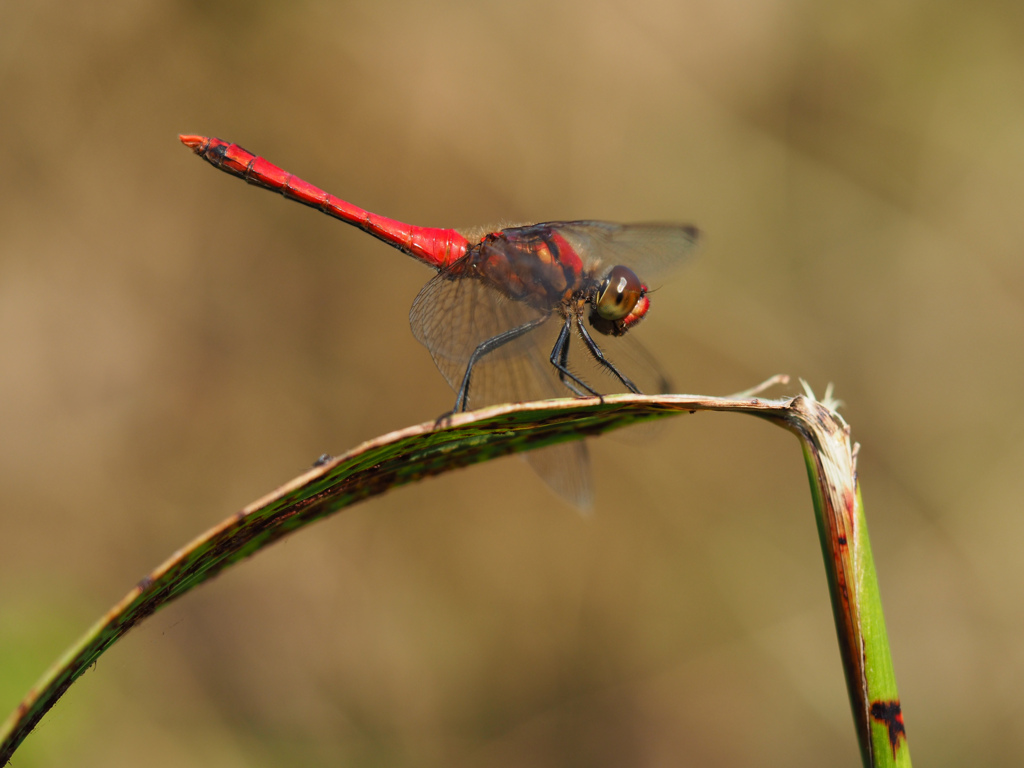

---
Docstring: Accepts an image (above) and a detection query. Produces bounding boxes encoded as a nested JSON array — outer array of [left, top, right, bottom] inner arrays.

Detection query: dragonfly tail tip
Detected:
[[178, 134, 206, 151]]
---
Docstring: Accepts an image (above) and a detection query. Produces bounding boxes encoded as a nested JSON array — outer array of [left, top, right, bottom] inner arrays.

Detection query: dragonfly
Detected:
[[180, 135, 700, 507]]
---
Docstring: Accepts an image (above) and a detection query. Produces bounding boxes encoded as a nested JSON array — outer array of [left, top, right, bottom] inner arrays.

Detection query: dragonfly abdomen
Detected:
[[179, 135, 469, 269]]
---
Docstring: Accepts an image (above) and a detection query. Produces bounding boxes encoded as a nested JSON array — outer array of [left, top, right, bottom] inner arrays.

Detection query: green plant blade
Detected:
[[0, 385, 909, 766], [787, 387, 910, 768]]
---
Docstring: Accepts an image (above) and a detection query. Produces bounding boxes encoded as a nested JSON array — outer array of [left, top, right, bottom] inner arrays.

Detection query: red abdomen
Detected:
[[180, 135, 469, 270]]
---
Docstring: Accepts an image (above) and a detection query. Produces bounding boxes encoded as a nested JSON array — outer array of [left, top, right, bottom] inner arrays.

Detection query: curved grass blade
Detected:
[[0, 381, 909, 766], [783, 383, 910, 767]]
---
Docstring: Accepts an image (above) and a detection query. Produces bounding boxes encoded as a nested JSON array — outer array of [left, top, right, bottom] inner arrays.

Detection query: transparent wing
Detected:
[[524, 441, 593, 511], [546, 221, 700, 287], [409, 267, 593, 507], [409, 264, 551, 395]]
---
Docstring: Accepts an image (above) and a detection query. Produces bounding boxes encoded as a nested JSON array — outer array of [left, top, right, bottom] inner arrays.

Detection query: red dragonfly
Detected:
[[180, 135, 699, 506]]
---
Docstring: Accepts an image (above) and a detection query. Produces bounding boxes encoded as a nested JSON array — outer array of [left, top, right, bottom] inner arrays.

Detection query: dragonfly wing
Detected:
[[524, 440, 593, 511], [410, 268, 600, 408], [409, 267, 593, 508], [410, 265, 555, 405], [548, 221, 700, 287]]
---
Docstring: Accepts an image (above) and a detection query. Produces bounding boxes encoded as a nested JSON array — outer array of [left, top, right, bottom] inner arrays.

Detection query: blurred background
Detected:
[[1, 1, 1022, 765]]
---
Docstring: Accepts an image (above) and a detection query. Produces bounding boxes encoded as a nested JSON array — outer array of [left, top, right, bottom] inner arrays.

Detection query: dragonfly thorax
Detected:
[[468, 226, 584, 311]]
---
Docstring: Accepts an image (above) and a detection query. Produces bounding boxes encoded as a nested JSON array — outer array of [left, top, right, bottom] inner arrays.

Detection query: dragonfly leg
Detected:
[[549, 316, 601, 398], [577, 318, 642, 394], [454, 314, 550, 411], [555, 321, 590, 398]]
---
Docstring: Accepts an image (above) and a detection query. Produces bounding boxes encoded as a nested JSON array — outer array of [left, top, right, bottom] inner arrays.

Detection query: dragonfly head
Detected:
[[588, 265, 649, 336]]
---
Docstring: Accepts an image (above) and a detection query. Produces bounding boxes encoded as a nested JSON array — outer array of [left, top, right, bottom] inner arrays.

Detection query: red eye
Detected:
[[595, 265, 642, 321]]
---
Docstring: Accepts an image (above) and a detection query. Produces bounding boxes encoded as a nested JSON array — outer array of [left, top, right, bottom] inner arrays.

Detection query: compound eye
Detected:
[[595, 265, 642, 321]]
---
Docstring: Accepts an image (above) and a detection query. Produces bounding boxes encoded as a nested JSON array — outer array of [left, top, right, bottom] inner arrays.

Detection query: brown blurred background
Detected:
[[1, 1, 1022, 765]]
